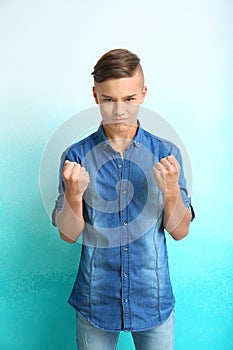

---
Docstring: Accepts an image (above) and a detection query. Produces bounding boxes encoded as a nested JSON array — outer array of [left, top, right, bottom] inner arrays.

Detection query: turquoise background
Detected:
[[1, 1, 232, 349]]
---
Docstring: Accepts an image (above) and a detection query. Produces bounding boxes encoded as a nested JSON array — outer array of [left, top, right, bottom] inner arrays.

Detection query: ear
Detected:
[[140, 86, 147, 104], [92, 86, 99, 104]]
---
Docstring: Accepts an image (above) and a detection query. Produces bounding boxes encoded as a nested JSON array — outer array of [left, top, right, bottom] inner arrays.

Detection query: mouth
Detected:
[[112, 118, 128, 123]]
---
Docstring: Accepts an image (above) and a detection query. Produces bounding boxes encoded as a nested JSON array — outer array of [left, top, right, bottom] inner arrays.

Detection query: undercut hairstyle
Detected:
[[91, 48, 144, 83]]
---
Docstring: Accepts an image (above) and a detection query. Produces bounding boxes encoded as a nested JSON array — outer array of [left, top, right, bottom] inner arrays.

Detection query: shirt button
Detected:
[[123, 247, 128, 252], [124, 273, 128, 278], [122, 190, 127, 194], [123, 221, 128, 226], [117, 164, 122, 168], [124, 298, 128, 303]]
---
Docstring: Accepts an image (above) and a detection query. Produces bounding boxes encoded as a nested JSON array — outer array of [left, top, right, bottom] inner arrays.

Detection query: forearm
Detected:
[[55, 194, 85, 243], [163, 186, 192, 240]]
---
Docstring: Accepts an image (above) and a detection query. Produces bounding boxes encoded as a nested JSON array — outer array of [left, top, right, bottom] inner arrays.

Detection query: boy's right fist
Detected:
[[62, 160, 90, 197]]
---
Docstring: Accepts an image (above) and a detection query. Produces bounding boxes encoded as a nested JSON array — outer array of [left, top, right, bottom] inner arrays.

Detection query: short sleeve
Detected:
[[51, 150, 67, 226], [159, 139, 195, 221], [172, 146, 195, 221], [51, 144, 84, 227]]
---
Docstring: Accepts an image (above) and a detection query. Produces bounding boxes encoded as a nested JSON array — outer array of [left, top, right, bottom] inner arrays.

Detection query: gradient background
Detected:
[[1, 1, 233, 349]]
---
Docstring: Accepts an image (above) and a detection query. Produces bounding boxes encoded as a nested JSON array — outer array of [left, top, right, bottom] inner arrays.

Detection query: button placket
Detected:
[[119, 159, 131, 330]]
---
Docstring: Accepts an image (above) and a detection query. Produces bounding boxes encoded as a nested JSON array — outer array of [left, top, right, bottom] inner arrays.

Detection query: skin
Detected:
[[56, 68, 191, 242], [93, 69, 147, 157]]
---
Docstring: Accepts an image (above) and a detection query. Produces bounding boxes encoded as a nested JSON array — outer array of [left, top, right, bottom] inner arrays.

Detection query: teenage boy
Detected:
[[52, 48, 194, 350]]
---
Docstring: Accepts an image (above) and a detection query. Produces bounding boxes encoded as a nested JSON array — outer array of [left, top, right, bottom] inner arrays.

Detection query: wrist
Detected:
[[163, 185, 180, 203], [65, 191, 83, 206]]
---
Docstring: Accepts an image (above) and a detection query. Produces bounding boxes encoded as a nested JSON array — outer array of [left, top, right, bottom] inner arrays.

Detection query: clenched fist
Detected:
[[62, 160, 90, 197], [152, 155, 180, 197]]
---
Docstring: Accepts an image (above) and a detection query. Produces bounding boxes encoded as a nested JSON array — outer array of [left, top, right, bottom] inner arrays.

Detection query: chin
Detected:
[[112, 122, 132, 130]]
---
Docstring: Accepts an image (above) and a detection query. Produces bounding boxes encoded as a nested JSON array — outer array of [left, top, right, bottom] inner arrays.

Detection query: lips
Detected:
[[112, 118, 128, 123]]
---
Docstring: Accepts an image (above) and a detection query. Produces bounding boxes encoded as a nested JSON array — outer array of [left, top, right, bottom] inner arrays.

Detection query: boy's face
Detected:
[[93, 69, 147, 133]]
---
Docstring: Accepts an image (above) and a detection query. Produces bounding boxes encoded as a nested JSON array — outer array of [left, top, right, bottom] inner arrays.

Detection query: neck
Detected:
[[103, 123, 138, 158]]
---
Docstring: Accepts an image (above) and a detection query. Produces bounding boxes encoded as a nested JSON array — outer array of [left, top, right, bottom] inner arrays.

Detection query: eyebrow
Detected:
[[101, 94, 137, 99]]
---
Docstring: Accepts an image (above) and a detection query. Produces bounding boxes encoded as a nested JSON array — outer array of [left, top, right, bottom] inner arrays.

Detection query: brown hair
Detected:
[[91, 48, 143, 83]]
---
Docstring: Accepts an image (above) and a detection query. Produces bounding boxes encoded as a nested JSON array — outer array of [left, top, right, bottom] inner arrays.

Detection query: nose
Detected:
[[113, 102, 125, 117]]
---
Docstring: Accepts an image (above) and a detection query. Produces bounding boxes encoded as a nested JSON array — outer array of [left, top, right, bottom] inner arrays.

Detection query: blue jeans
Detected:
[[76, 310, 175, 350]]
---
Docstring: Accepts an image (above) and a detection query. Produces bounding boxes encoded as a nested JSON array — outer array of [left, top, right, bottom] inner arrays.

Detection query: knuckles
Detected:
[[62, 161, 89, 183]]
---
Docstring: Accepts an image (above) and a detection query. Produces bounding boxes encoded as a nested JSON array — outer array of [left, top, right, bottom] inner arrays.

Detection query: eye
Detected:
[[126, 97, 135, 102], [103, 98, 113, 103]]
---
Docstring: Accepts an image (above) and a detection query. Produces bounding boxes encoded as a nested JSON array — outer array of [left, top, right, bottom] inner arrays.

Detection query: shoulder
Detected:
[[63, 129, 99, 162], [140, 127, 180, 158]]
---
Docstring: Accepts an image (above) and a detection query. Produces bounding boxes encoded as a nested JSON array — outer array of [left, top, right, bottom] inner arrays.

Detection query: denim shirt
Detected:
[[52, 121, 193, 332]]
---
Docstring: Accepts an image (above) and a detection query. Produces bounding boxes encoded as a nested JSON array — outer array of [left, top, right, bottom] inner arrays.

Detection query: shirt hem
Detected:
[[71, 302, 175, 333]]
